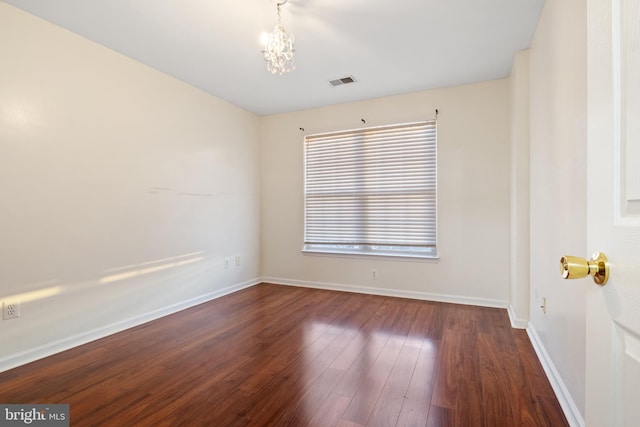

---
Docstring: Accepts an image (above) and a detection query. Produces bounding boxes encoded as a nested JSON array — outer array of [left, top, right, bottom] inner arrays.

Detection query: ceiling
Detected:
[[4, 0, 545, 116]]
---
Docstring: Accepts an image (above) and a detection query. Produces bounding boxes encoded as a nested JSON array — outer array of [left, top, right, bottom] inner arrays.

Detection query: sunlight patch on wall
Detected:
[[100, 252, 205, 284], [1, 285, 62, 304]]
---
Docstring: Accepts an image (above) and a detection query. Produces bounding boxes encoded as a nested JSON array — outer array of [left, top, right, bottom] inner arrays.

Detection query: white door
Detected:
[[585, 0, 640, 425]]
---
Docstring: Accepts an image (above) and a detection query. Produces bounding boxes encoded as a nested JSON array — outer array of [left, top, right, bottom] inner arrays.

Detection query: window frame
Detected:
[[302, 120, 438, 259]]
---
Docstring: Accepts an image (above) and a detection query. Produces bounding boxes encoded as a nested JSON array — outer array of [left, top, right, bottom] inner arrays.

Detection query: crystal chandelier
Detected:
[[261, 0, 295, 75]]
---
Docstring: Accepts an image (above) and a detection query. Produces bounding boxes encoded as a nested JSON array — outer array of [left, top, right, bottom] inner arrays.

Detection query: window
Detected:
[[303, 120, 437, 258]]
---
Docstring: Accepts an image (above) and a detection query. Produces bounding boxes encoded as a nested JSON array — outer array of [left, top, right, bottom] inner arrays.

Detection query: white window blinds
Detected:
[[304, 120, 437, 257]]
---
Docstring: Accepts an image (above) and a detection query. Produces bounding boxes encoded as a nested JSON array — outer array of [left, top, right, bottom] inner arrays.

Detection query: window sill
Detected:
[[301, 247, 439, 261]]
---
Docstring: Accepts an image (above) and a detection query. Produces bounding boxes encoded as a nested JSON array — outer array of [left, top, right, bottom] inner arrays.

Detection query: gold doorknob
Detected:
[[560, 252, 609, 285]]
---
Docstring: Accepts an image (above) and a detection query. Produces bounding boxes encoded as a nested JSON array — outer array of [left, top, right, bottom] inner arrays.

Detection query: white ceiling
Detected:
[[4, 0, 545, 116]]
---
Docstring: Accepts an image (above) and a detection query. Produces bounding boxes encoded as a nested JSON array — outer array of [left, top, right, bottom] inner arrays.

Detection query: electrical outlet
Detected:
[[371, 269, 378, 280], [3, 301, 20, 320], [224, 258, 230, 270], [235, 255, 241, 267], [540, 297, 547, 314]]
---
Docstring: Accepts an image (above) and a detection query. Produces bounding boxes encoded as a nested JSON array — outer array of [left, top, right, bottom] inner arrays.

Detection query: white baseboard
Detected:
[[263, 276, 508, 309], [0, 278, 260, 373], [507, 304, 528, 329], [526, 324, 585, 427]]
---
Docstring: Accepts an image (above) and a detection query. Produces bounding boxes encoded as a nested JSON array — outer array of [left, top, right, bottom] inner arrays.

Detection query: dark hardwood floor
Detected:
[[0, 283, 568, 426]]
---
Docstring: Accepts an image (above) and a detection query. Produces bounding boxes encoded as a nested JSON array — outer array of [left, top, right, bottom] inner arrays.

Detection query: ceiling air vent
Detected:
[[329, 76, 357, 87]]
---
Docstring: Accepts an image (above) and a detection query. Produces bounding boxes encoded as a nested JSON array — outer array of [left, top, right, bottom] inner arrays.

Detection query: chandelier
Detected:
[[261, 0, 295, 75]]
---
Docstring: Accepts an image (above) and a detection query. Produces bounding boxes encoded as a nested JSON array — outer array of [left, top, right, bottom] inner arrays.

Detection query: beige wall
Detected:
[[0, 3, 261, 369], [528, 0, 588, 420], [260, 80, 511, 306]]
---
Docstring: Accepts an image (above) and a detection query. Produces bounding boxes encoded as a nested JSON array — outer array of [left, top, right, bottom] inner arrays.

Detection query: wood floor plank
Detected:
[[477, 331, 517, 426], [332, 299, 402, 398], [536, 395, 571, 427], [0, 283, 568, 426], [454, 330, 484, 427], [307, 392, 352, 427], [339, 334, 406, 424], [366, 337, 422, 427], [430, 329, 463, 409], [336, 420, 365, 427], [395, 338, 439, 427], [426, 405, 455, 427]]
